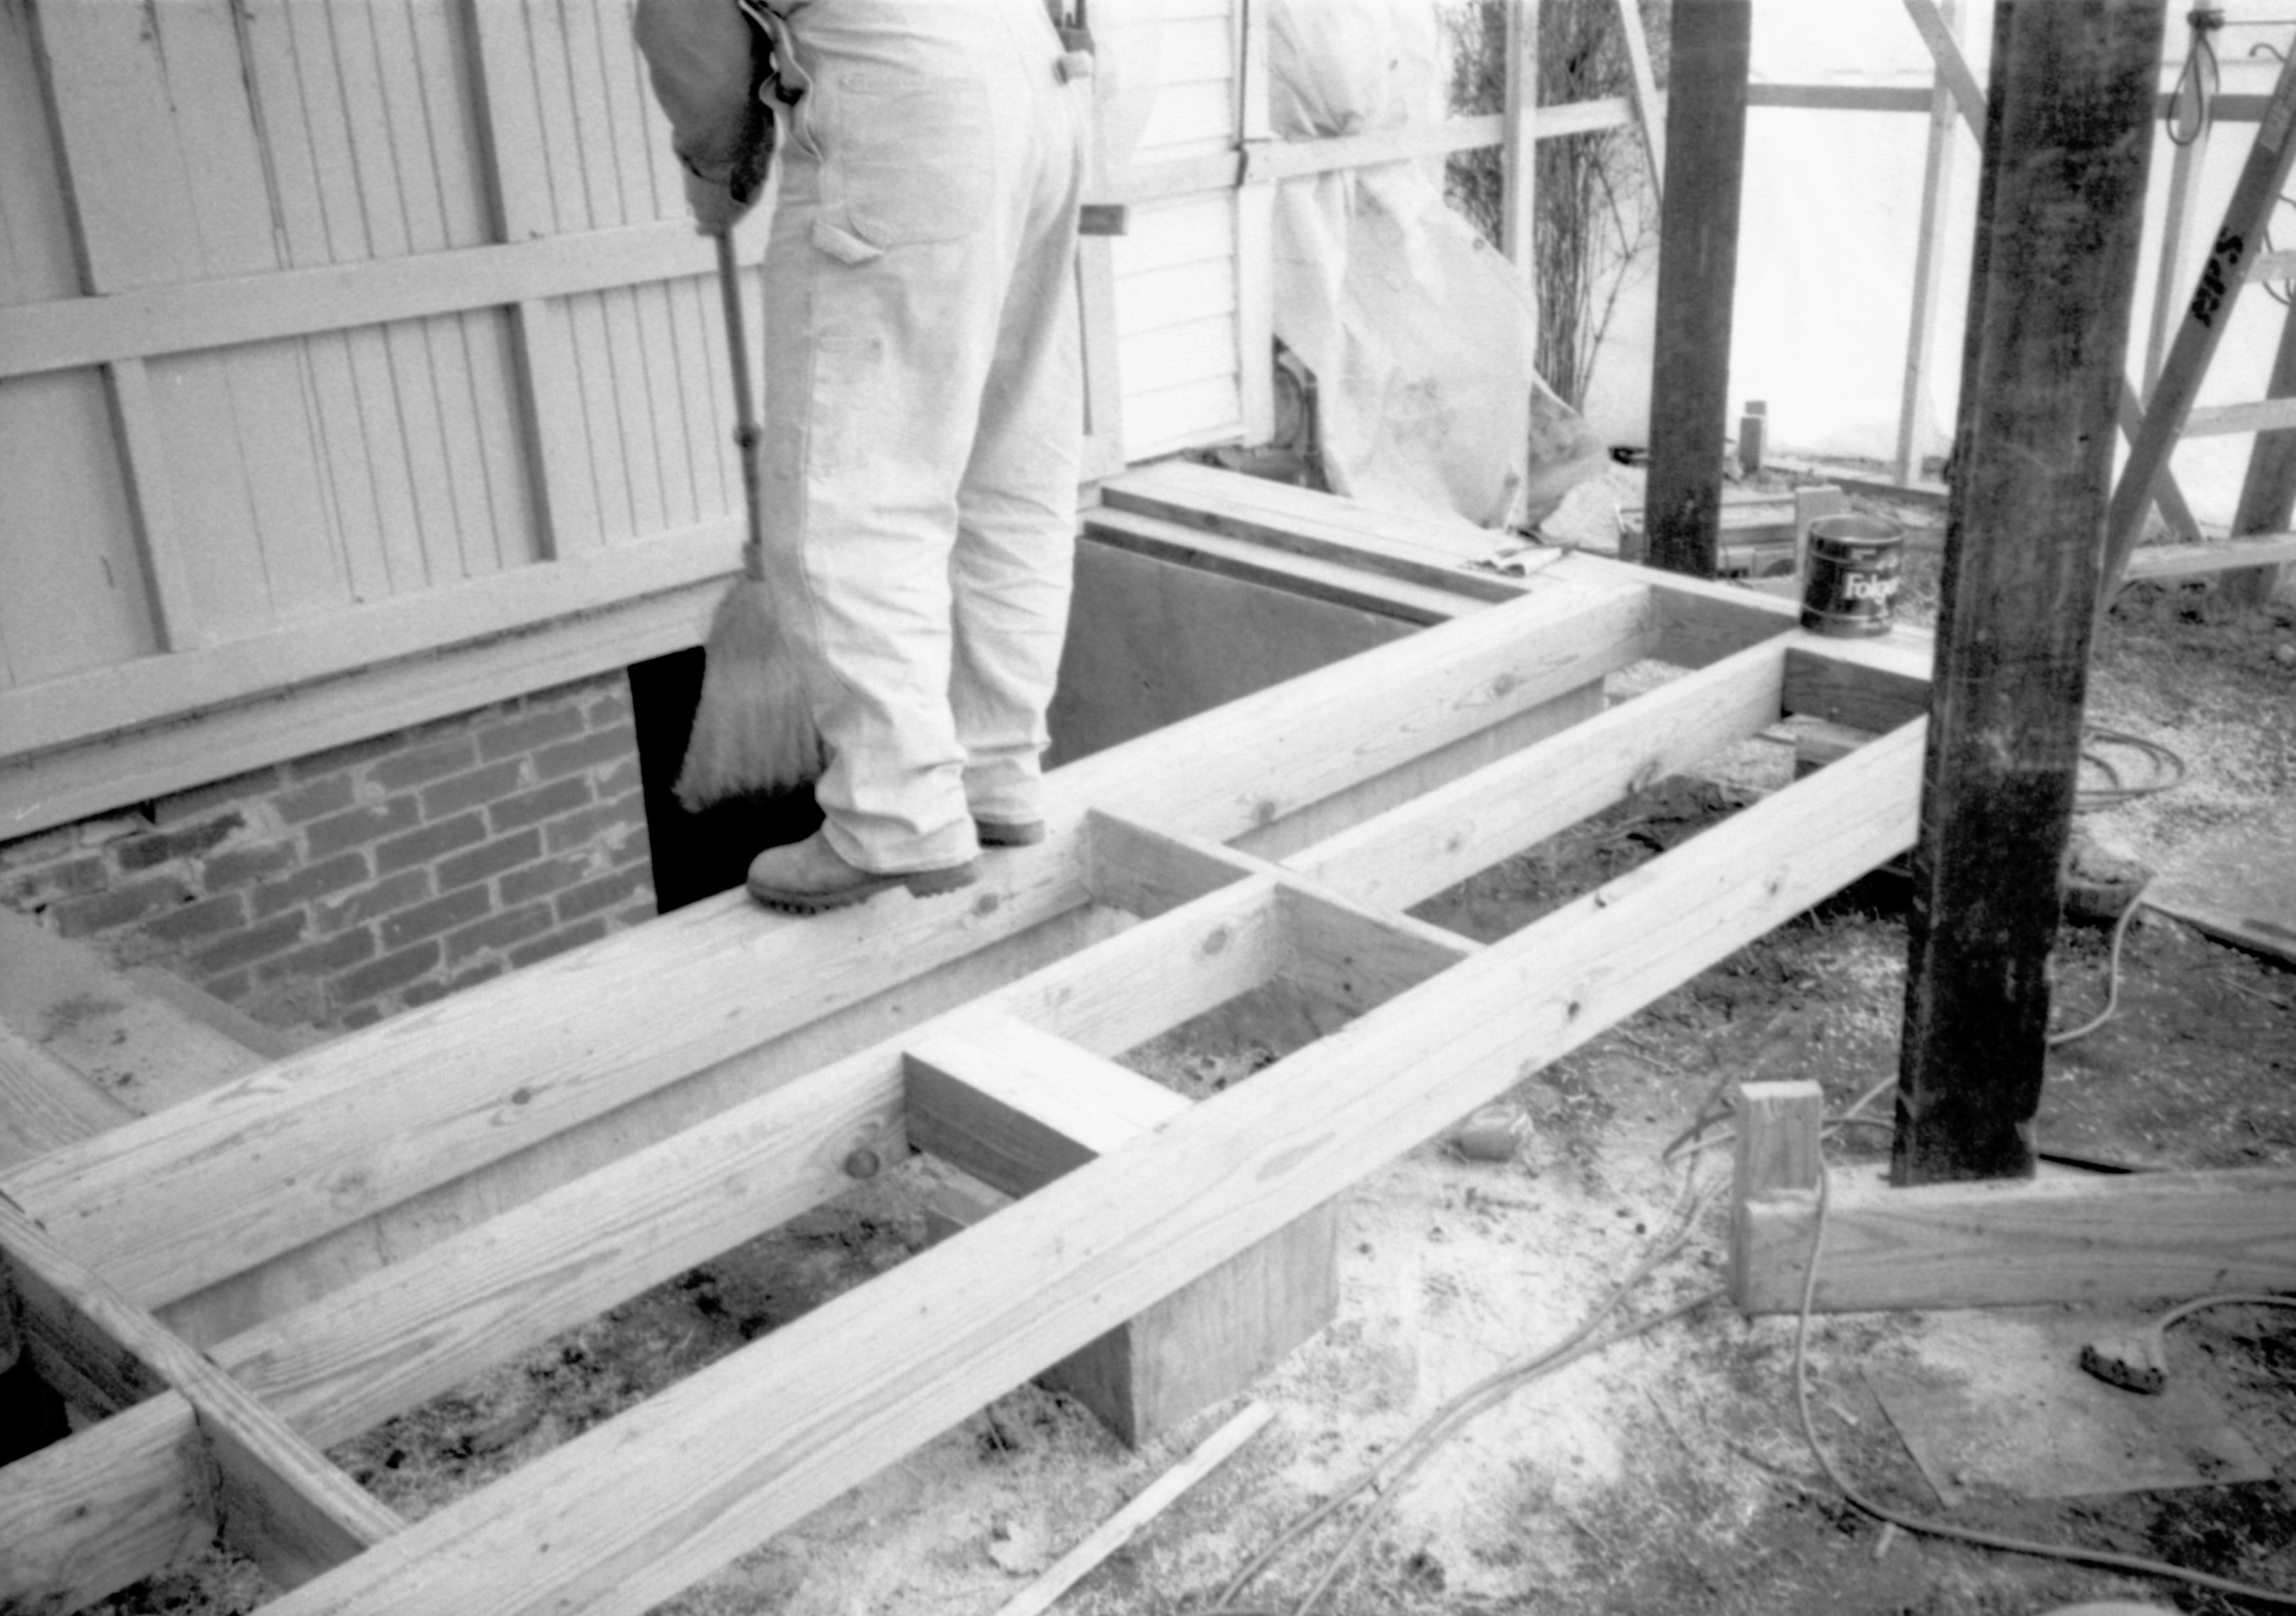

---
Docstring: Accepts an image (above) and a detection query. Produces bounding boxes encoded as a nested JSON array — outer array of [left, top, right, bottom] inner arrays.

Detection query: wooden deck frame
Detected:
[[3, 473, 1944, 1615], [1731, 1081, 2296, 1315]]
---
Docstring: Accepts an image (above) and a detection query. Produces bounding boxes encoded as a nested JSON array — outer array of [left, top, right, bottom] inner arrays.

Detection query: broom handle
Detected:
[[714, 228, 768, 583]]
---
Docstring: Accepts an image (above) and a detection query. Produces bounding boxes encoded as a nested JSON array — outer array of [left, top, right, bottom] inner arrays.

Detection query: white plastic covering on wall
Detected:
[[1264, 0, 1605, 529]]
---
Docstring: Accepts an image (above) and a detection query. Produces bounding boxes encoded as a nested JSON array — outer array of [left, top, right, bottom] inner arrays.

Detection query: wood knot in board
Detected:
[[843, 1148, 882, 1180]]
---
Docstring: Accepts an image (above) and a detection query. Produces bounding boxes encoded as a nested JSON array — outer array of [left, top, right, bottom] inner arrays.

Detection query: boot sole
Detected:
[[974, 819, 1046, 847], [748, 859, 979, 915]]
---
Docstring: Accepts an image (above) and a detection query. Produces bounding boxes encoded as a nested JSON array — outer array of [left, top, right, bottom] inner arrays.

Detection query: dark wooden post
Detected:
[[1641, 0, 1751, 579], [1893, 0, 2167, 1185]]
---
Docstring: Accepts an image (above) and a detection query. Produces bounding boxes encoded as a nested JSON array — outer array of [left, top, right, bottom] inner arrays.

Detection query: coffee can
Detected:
[[1801, 515, 1904, 637]]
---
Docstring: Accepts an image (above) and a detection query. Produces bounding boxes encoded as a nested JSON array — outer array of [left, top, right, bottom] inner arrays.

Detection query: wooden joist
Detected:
[[0, 569, 1655, 1316], [0, 1198, 403, 1590], [245, 693, 1927, 1616]]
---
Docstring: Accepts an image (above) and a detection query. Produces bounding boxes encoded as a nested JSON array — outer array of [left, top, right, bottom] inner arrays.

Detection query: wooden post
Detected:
[[1500, 0, 1539, 273], [1893, 0, 2166, 1186], [2220, 296, 2296, 607], [1642, 0, 1751, 579], [1893, 0, 1961, 488]]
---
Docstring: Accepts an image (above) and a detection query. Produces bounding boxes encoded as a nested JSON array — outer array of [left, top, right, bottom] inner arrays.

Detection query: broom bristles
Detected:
[[674, 579, 824, 812]]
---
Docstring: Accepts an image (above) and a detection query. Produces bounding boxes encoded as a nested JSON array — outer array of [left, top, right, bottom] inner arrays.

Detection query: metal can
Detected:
[[1801, 515, 1905, 637]]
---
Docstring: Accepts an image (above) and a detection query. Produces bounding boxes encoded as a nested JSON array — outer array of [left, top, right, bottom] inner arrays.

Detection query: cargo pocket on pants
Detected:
[[821, 72, 994, 249]]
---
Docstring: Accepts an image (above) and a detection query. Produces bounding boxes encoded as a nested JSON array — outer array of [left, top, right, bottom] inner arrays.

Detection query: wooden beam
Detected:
[[2102, 44, 2296, 594], [1895, 0, 2166, 1186], [1101, 460, 1525, 604], [904, 1014, 1191, 1199], [0, 1019, 135, 1170], [2123, 530, 2296, 582], [0, 221, 739, 383], [1502, 0, 1540, 269], [1079, 810, 1478, 1014], [1288, 637, 1791, 911], [2221, 296, 2296, 606], [1736, 1160, 2296, 1314], [4, 575, 1651, 1313], [0, 1393, 215, 1613], [3, 524, 731, 765], [1728, 1080, 1822, 1311], [0, 1196, 401, 1588], [905, 1011, 1338, 1447], [1642, 0, 1752, 578], [1893, 0, 1962, 487], [1781, 633, 1935, 734], [1614, 0, 1665, 196], [252, 719, 1927, 1616], [208, 883, 1273, 1445]]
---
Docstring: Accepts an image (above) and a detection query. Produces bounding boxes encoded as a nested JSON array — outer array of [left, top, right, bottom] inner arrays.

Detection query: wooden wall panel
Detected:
[[0, 1, 157, 688]]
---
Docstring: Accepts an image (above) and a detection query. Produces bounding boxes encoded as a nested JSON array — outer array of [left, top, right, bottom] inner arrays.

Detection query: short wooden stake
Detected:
[[1730, 1080, 1823, 1313]]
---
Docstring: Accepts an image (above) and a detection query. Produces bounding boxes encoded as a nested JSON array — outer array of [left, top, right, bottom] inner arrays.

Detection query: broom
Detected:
[[673, 228, 825, 812]]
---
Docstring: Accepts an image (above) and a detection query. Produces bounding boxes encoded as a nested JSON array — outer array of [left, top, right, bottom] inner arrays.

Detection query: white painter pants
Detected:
[[757, 0, 1089, 874]]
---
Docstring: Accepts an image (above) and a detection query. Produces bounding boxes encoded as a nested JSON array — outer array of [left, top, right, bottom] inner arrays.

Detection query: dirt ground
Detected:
[[84, 468, 2295, 1616]]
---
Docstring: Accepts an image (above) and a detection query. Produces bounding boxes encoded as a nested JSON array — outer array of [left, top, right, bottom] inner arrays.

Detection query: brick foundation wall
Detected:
[[0, 674, 654, 1033]]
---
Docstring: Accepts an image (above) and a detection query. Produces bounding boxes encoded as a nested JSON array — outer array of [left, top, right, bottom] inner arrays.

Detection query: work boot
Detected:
[[973, 817, 1045, 847], [745, 830, 977, 914]]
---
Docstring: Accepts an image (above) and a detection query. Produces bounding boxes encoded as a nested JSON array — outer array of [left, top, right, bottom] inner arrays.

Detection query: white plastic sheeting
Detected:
[[1581, 0, 2283, 528], [1266, 0, 1606, 528]]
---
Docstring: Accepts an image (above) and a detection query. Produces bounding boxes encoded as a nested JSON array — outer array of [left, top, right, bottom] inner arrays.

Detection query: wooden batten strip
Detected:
[[0, 1198, 400, 1590], [0, 223, 739, 382], [0, 1393, 215, 1614], [905, 1014, 1192, 1198], [1735, 1160, 2296, 1315], [1, 571, 1651, 1313], [252, 721, 1927, 1616], [4, 522, 735, 767]]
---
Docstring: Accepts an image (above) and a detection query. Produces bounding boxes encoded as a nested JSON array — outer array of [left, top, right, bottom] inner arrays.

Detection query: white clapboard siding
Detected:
[[0, 0, 1271, 834], [1108, 0, 1256, 464], [1115, 181, 1250, 461]]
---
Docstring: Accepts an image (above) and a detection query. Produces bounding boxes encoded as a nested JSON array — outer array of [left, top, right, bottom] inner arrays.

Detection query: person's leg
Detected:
[[950, 21, 1091, 840], [747, 0, 1070, 904]]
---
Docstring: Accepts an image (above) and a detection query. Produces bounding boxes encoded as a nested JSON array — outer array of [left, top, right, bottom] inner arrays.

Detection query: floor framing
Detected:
[[2, 466, 1947, 1615]]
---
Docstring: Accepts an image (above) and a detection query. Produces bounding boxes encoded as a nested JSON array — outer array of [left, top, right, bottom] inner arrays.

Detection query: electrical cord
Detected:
[[2048, 875, 2153, 1045], [2075, 726, 2187, 810], [1191, 1180, 1725, 1616], [1789, 1159, 2296, 1607]]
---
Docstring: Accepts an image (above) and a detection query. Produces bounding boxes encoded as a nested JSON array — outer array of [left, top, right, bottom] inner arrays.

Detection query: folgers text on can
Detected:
[[1801, 515, 1905, 637]]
